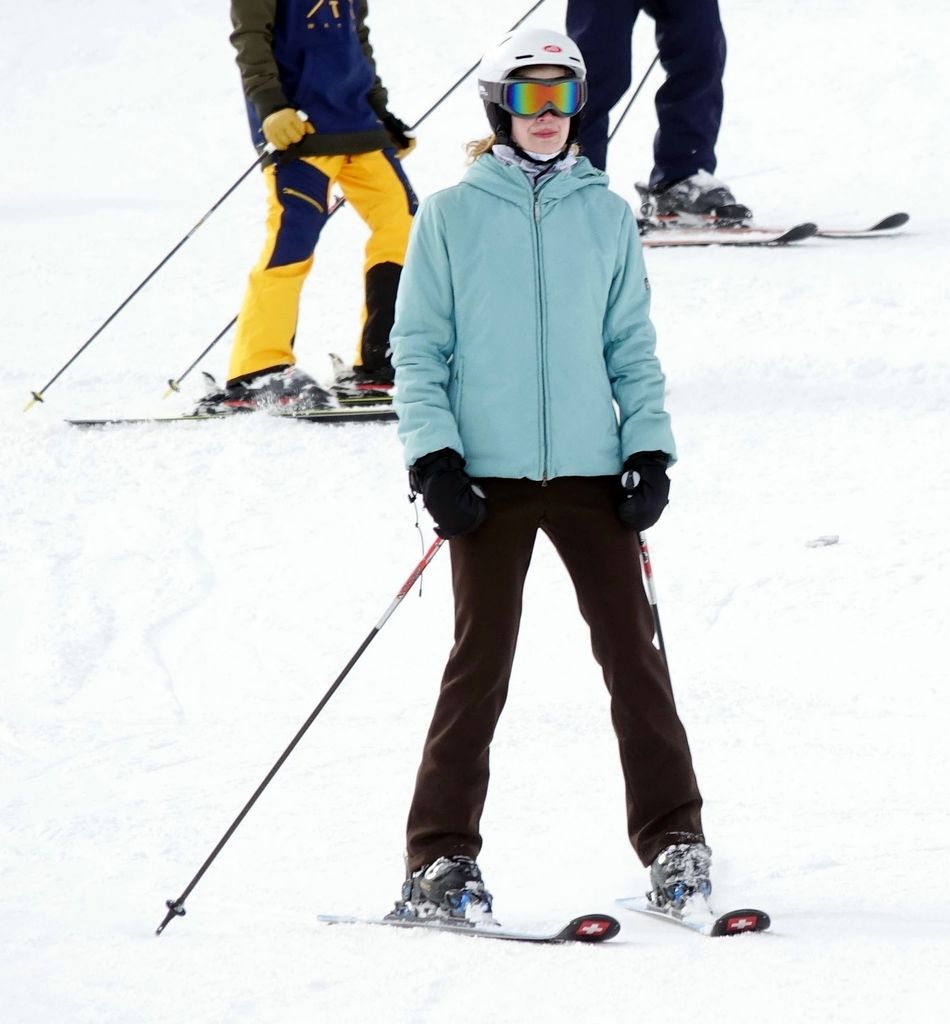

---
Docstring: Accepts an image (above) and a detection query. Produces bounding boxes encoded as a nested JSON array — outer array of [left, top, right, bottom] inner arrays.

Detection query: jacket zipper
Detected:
[[532, 193, 549, 484]]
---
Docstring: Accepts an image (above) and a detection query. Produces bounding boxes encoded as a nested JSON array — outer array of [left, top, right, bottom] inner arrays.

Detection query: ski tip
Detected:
[[772, 222, 818, 243], [869, 212, 910, 231], [557, 914, 621, 943], [710, 908, 771, 937]]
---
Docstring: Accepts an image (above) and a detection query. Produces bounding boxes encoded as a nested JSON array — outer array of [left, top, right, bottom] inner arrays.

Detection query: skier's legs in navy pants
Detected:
[[566, 0, 641, 173], [566, 0, 727, 186]]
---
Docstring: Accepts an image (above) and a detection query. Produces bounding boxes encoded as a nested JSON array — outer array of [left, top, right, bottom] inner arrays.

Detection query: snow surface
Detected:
[[2, 1, 949, 1021]]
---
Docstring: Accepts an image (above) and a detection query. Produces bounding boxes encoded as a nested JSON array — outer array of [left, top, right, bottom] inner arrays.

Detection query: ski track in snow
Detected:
[[2, 1, 949, 1022]]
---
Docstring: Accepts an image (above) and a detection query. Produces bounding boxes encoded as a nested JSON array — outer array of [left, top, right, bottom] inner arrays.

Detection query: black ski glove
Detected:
[[381, 113, 416, 157], [409, 448, 486, 539], [617, 451, 671, 531]]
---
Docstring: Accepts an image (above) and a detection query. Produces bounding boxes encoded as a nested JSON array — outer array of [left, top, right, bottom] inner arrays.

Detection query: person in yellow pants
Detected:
[[197, 0, 418, 415]]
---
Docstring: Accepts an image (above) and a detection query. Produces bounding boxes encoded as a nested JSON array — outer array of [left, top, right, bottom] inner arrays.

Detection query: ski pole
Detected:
[[406, 0, 551, 136], [24, 114, 311, 412], [24, 155, 266, 411], [155, 535, 446, 936], [163, 189, 346, 396], [637, 532, 668, 669], [162, 0, 553, 394], [607, 53, 660, 143]]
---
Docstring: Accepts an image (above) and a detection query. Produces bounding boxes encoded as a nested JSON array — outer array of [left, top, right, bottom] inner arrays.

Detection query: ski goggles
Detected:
[[482, 77, 588, 118]]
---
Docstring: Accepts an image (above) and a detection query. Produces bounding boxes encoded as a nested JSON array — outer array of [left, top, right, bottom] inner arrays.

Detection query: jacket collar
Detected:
[[461, 152, 607, 209]]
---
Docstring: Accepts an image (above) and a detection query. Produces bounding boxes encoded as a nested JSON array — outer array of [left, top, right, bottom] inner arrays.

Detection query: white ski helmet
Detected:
[[476, 27, 588, 145], [477, 27, 587, 87]]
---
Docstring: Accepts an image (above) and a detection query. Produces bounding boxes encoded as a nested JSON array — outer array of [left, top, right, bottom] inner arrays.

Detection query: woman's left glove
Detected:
[[617, 451, 671, 531], [409, 448, 486, 539]]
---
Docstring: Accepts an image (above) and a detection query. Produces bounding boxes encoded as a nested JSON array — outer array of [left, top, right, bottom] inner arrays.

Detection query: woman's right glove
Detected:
[[617, 451, 671, 531], [409, 448, 486, 539]]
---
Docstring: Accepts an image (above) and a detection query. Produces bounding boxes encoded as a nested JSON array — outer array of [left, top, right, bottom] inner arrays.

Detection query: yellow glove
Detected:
[[262, 108, 315, 150]]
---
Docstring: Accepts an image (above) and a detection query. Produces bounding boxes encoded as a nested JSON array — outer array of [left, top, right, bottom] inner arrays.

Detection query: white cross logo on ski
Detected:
[[577, 920, 610, 935]]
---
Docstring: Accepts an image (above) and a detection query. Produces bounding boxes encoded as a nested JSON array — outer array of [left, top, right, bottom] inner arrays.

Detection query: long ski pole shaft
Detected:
[[637, 532, 668, 669], [24, 153, 270, 411], [164, 191, 346, 396], [607, 53, 660, 143], [163, 0, 553, 393], [406, 0, 550, 134], [155, 536, 446, 936]]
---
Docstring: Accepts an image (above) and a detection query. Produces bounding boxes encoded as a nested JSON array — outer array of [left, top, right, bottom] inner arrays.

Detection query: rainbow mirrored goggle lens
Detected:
[[494, 77, 587, 118]]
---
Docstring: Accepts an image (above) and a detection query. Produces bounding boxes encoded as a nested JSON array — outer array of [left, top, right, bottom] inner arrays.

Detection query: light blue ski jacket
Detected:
[[391, 154, 675, 480]]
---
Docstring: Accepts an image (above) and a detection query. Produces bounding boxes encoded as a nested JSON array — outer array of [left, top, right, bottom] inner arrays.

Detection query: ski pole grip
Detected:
[[262, 110, 311, 155]]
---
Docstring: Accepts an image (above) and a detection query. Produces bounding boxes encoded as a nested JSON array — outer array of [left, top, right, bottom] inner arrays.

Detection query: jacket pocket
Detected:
[[449, 355, 465, 431]]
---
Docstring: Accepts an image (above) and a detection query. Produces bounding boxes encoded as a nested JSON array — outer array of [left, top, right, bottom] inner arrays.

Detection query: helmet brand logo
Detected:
[[542, 45, 563, 53]]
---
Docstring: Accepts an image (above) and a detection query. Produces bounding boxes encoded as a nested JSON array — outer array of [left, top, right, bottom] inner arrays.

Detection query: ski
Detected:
[[750, 212, 910, 239], [641, 222, 817, 248], [616, 895, 770, 937], [814, 211, 910, 238], [639, 212, 909, 248], [67, 406, 397, 428], [338, 392, 393, 406], [317, 912, 621, 945]]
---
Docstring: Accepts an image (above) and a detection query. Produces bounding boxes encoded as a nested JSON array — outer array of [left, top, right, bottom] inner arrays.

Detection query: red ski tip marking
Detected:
[[711, 909, 771, 936]]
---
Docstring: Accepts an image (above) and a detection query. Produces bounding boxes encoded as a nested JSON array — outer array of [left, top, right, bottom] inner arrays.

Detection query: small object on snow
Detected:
[[806, 535, 840, 548]]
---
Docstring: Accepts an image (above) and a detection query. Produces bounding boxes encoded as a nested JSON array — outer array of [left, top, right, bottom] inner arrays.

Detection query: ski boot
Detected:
[[647, 842, 713, 911], [193, 366, 335, 415], [328, 353, 394, 404], [387, 855, 494, 924], [637, 171, 752, 229]]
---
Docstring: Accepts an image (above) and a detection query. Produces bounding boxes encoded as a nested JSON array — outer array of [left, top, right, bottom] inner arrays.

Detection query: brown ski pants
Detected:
[[405, 475, 704, 871]]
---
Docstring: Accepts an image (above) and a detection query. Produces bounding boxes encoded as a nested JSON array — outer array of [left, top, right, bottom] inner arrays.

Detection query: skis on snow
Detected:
[[67, 406, 397, 428], [320, 899, 771, 943], [616, 895, 770, 937], [640, 211, 909, 248], [641, 222, 817, 248], [318, 912, 621, 945]]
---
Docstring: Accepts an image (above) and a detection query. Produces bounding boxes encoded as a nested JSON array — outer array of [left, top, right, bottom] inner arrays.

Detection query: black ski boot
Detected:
[[637, 172, 752, 228], [193, 366, 335, 415], [387, 855, 494, 924], [328, 353, 394, 403], [648, 842, 713, 910]]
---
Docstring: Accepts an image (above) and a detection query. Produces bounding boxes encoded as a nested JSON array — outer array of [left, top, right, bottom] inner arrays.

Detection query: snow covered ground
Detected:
[[2, 1, 949, 1021]]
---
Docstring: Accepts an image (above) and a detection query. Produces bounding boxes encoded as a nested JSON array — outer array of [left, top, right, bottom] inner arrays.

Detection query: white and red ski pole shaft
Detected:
[[637, 532, 668, 669], [155, 536, 446, 936]]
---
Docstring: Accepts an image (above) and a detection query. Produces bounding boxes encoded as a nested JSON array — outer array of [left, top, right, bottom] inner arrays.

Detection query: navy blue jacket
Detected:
[[230, 0, 393, 158]]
